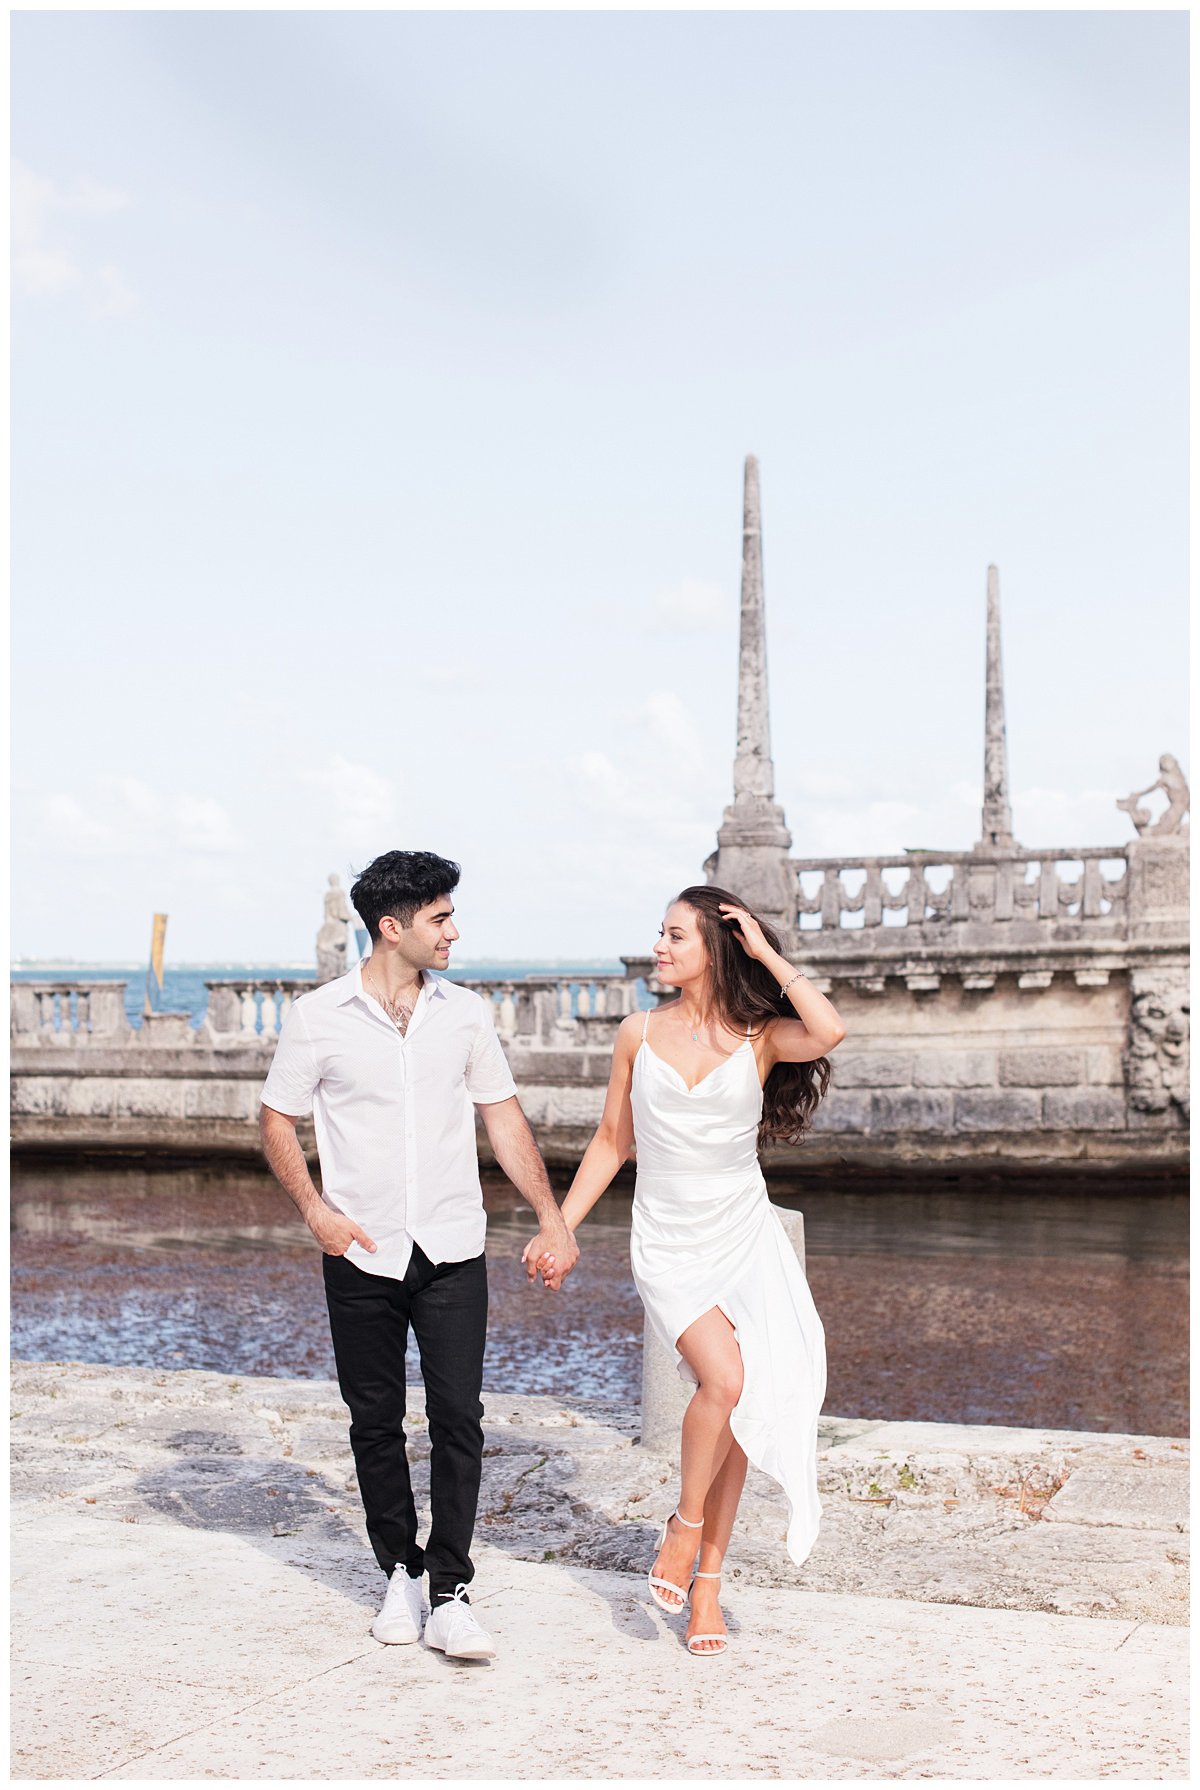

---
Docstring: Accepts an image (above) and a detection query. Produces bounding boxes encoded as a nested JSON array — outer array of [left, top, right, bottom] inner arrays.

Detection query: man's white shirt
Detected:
[[260, 961, 517, 1279]]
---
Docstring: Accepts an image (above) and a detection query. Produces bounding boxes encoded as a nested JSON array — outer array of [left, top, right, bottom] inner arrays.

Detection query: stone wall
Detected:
[[11, 866, 1188, 1175]]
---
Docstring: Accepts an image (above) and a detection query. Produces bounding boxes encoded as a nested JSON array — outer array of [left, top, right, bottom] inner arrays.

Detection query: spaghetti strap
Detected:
[[642, 1007, 651, 1042], [746, 1020, 753, 1037]]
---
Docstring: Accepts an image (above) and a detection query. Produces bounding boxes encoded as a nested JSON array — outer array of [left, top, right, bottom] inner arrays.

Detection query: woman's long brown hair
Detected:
[[670, 884, 831, 1145]]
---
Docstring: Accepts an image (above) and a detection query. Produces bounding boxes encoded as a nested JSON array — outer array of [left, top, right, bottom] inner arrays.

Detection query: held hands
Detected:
[[311, 1210, 377, 1256], [521, 1223, 580, 1292], [718, 902, 775, 965]]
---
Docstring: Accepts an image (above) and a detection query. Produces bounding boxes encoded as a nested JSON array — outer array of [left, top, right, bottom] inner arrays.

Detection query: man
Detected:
[[260, 849, 578, 1661]]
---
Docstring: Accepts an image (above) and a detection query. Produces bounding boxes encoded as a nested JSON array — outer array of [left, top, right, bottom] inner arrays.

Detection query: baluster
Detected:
[[1082, 859, 1103, 918], [278, 988, 294, 1024], [1038, 860, 1058, 920], [498, 984, 517, 1037], [908, 866, 928, 924], [514, 985, 536, 1035], [1103, 863, 1128, 915], [37, 990, 56, 1034], [1056, 864, 1083, 914], [577, 983, 591, 1018], [76, 991, 90, 1035], [206, 984, 240, 1035], [593, 983, 608, 1018], [558, 981, 573, 1024], [994, 860, 1015, 922], [239, 985, 258, 1036], [820, 867, 841, 929], [863, 864, 883, 928], [260, 986, 278, 1034], [946, 863, 966, 921]]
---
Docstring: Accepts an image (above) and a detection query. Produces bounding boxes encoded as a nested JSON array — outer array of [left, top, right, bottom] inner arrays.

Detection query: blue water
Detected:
[[10, 961, 636, 1030]]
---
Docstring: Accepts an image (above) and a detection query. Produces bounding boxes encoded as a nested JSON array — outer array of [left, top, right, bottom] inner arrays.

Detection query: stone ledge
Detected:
[[1040, 1465, 1189, 1534]]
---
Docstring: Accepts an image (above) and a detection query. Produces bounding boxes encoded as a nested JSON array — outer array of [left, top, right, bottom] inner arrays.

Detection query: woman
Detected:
[[525, 885, 845, 1656]]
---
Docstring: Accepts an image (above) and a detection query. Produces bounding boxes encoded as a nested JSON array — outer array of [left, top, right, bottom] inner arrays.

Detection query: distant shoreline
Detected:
[[10, 959, 626, 973]]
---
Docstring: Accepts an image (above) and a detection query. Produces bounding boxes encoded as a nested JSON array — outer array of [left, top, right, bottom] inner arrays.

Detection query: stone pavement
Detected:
[[10, 1362, 1190, 1780]]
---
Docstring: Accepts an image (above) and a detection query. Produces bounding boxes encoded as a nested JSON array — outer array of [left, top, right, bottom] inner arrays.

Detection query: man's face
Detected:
[[379, 894, 460, 972]]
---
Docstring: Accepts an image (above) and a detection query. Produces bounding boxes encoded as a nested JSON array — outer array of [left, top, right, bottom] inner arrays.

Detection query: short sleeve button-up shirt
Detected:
[[260, 961, 517, 1280]]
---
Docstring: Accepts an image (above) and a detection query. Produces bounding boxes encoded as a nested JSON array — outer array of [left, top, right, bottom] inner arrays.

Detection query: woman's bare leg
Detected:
[[700, 1438, 747, 1568], [686, 1438, 747, 1650], [650, 1308, 744, 1613]]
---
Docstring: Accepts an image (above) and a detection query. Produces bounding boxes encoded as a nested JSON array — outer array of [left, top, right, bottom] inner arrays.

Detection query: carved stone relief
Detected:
[[1126, 968, 1190, 1122]]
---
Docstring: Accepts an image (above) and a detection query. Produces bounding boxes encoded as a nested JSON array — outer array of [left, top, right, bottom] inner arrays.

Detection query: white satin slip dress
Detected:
[[629, 1008, 827, 1565]]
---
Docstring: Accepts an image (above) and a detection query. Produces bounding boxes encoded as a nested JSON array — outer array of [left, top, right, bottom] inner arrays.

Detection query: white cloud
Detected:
[[569, 690, 720, 828], [779, 774, 1140, 863], [11, 159, 136, 314], [651, 579, 729, 630], [1013, 784, 1139, 849], [302, 756, 398, 848], [94, 264, 139, 319], [35, 778, 241, 856], [177, 796, 241, 853], [638, 689, 708, 762], [14, 246, 80, 298]]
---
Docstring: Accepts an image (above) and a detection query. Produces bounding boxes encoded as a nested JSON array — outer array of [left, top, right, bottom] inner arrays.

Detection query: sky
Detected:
[[11, 8, 1189, 963]]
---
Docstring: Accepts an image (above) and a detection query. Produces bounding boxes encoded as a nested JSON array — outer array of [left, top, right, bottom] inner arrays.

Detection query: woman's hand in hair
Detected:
[[718, 902, 773, 963]]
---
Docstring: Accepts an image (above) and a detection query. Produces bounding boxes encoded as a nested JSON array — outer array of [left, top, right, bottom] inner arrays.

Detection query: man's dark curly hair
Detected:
[[350, 850, 461, 940]]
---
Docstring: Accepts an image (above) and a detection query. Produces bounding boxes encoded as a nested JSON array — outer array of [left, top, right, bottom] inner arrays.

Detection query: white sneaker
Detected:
[[423, 1584, 496, 1660], [371, 1567, 427, 1645]]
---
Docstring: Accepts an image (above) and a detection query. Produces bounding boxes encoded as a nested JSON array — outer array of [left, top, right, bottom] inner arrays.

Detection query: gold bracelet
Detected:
[[779, 971, 804, 998]]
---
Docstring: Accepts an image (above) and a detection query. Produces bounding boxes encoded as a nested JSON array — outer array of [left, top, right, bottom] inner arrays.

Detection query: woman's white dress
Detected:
[[629, 1012, 827, 1565]]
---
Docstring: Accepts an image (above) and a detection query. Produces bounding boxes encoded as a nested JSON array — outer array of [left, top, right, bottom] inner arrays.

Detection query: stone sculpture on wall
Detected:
[[316, 873, 352, 985], [1126, 967, 1190, 1122], [1118, 756, 1190, 838]]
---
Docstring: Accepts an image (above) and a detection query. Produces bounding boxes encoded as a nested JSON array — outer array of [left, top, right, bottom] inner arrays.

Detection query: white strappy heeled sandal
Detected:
[[686, 1569, 729, 1656], [647, 1509, 703, 1612]]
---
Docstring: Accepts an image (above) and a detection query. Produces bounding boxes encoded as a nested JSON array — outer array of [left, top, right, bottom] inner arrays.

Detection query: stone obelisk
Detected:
[[705, 456, 795, 940], [979, 563, 1017, 851]]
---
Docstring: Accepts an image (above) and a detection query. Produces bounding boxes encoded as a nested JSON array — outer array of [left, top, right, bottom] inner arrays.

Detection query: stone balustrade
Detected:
[[9, 972, 643, 1051], [790, 846, 1130, 946], [9, 981, 132, 1042], [202, 979, 315, 1041], [457, 973, 644, 1042]]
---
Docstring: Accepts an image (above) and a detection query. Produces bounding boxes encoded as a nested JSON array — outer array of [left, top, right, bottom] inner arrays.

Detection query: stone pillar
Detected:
[[639, 1205, 807, 1454], [10, 984, 39, 1038], [707, 455, 795, 939], [140, 1012, 194, 1046], [1126, 837, 1189, 941], [204, 983, 242, 1038], [979, 564, 1017, 851], [86, 984, 131, 1039]]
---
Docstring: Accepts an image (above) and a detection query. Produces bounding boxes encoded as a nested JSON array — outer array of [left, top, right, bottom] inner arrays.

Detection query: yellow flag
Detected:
[[149, 914, 168, 991]]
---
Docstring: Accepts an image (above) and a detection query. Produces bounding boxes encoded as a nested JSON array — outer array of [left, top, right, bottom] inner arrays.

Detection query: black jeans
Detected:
[[322, 1243, 487, 1603]]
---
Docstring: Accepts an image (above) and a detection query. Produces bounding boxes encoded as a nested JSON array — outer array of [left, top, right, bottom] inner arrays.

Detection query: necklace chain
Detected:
[[365, 967, 419, 1035]]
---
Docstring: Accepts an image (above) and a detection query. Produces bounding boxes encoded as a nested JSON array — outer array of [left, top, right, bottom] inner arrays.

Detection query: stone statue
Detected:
[[316, 873, 352, 985], [1126, 968, 1190, 1121], [1118, 756, 1190, 838]]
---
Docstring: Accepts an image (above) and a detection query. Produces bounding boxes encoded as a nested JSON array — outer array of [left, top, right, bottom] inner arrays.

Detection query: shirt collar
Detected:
[[336, 959, 448, 1006]]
